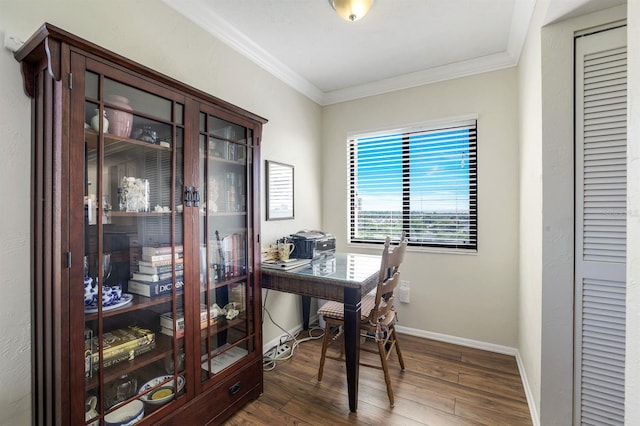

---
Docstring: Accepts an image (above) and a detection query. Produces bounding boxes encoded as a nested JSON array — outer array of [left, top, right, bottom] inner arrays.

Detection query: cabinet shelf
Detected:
[[85, 129, 172, 152], [207, 155, 246, 166], [109, 211, 181, 218], [200, 314, 246, 339], [204, 211, 247, 217], [84, 294, 175, 321], [85, 334, 178, 391], [204, 275, 248, 290]]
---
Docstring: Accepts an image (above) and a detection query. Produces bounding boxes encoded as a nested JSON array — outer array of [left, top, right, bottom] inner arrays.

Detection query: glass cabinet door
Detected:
[[82, 69, 186, 422], [198, 111, 256, 382]]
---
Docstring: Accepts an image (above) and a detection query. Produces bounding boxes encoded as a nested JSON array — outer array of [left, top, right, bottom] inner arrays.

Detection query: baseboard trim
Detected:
[[395, 325, 540, 426]]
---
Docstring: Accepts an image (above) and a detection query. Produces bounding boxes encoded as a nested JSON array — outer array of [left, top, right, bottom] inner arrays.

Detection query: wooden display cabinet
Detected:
[[16, 23, 265, 425]]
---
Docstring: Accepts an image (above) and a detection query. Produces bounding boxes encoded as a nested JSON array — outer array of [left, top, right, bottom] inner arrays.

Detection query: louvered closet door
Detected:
[[574, 25, 627, 426]]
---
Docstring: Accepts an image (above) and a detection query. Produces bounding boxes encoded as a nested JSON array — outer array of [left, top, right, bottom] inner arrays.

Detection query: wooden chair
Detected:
[[317, 234, 408, 406]]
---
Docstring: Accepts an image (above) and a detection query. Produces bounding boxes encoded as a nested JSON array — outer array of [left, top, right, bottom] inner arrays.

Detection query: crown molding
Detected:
[[322, 52, 517, 105], [164, 0, 534, 106]]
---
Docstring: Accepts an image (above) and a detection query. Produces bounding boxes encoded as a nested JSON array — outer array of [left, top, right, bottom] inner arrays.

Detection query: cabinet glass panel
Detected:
[[83, 72, 185, 421], [199, 115, 253, 381]]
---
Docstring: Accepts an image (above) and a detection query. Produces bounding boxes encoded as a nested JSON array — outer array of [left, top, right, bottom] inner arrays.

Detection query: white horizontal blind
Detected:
[[348, 120, 476, 249]]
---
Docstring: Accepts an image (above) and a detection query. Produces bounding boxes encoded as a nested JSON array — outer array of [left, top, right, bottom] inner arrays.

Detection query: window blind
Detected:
[[348, 120, 477, 250]]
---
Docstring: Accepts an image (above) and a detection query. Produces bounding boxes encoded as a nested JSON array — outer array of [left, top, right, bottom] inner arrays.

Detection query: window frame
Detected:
[[347, 118, 477, 252]]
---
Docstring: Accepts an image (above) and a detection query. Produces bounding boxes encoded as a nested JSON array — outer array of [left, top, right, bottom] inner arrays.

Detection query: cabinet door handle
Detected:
[[229, 382, 241, 395], [184, 186, 193, 207], [193, 187, 200, 207]]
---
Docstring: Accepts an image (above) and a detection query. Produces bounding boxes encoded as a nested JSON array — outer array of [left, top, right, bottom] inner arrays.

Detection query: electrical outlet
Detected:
[[398, 280, 410, 303], [276, 344, 291, 358]]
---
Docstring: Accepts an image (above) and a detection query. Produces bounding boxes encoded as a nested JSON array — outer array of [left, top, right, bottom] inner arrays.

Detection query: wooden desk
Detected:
[[261, 253, 381, 412]]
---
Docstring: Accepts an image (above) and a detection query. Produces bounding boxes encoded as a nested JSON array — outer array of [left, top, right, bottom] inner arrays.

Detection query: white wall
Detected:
[[517, 4, 628, 425], [322, 68, 521, 347], [517, 0, 548, 419], [0, 2, 322, 423]]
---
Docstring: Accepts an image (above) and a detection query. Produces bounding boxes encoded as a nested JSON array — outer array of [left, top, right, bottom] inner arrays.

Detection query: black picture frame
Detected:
[[266, 160, 294, 220]]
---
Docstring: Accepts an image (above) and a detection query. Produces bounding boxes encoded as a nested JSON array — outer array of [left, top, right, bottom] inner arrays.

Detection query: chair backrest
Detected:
[[377, 232, 407, 283], [369, 233, 408, 323]]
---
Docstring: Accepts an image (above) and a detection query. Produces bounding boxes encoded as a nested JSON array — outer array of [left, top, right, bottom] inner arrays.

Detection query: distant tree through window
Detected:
[[348, 119, 477, 251]]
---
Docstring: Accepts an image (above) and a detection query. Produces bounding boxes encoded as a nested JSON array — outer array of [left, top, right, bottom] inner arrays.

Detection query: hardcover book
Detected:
[[127, 279, 184, 297], [141, 252, 183, 263], [98, 342, 156, 371], [160, 306, 216, 331], [89, 326, 155, 365], [131, 270, 184, 282], [141, 245, 184, 256], [138, 263, 184, 275], [137, 257, 184, 268]]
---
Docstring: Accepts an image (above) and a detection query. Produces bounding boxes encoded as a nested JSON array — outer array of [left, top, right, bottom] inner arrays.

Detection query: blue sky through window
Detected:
[[356, 129, 471, 214]]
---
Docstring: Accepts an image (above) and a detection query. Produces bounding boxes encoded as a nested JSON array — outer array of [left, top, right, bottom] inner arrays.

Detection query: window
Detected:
[[348, 119, 477, 251]]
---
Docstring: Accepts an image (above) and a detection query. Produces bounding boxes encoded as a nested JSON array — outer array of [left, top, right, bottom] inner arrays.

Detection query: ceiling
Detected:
[[164, 0, 625, 105]]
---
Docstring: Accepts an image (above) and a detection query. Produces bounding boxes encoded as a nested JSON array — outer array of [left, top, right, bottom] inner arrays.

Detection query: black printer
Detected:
[[287, 230, 336, 260]]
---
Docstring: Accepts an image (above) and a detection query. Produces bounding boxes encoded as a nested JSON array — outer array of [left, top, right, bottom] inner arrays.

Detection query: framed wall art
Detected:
[[266, 160, 294, 220]]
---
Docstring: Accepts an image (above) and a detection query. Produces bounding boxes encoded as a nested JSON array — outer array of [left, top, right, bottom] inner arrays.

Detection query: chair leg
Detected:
[[318, 322, 332, 381], [377, 338, 395, 407], [391, 326, 405, 370]]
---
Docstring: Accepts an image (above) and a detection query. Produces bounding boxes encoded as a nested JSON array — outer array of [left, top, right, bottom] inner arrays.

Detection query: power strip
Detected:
[[276, 344, 291, 358]]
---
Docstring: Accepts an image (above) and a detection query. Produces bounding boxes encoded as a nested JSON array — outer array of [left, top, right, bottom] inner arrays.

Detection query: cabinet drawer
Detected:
[[209, 362, 261, 409]]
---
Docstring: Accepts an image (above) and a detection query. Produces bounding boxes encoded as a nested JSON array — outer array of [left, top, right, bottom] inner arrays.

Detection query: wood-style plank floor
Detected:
[[225, 332, 532, 425]]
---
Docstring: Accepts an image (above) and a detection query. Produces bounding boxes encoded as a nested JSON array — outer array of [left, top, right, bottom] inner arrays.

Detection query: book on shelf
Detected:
[[159, 306, 216, 332], [201, 344, 248, 374], [141, 245, 184, 256], [213, 232, 247, 281], [127, 278, 184, 297], [88, 326, 155, 366], [160, 326, 185, 338], [84, 328, 93, 378], [98, 342, 156, 371], [138, 262, 184, 275], [137, 257, 184, 268], [261, 258, 311, 271], [131, 270, 184, 283], [228, 283, 246, 312], [141, 252, 183, 263]]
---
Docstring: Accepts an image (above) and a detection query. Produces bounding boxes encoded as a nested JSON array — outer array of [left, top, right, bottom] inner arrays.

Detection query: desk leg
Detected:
[[343, 287, 360, 412], [301, 295, 310, 330]]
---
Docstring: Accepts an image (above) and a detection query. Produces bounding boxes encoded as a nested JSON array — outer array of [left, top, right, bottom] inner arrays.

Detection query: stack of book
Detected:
[[85, 326, 156, 375], [212, 233, 247, 282], [128, 245, 185, 297], [261, 258, 311, 271], [159, 306, 218, 338]]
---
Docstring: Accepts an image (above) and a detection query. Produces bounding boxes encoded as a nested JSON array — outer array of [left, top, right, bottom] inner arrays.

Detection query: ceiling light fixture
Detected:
[[328, 0, 374, 22]]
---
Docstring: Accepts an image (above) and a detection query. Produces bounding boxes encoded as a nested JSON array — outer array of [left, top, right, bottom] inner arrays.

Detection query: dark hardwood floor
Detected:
[[225, 332, 533, 425]]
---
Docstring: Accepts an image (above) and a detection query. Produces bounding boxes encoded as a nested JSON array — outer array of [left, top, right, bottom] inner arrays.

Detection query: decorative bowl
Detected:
[[84, 281, 123, 307], [138, 375, 185, 406], [104, 399, 144, 426]]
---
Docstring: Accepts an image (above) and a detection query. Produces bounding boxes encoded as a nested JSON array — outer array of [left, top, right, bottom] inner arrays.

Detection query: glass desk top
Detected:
[[262, 253, 381, 289]]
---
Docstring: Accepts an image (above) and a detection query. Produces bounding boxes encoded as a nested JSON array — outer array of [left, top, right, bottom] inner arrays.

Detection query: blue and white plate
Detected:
[[84, 293, 133, 313]]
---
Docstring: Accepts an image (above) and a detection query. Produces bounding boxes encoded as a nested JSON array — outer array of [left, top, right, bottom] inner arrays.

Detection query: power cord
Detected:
[[262, 290, 325, 371]]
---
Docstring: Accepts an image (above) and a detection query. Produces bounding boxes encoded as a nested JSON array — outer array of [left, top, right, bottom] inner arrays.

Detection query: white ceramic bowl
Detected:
[[138, 375, 185, 406], [104, 399, 144, 426]]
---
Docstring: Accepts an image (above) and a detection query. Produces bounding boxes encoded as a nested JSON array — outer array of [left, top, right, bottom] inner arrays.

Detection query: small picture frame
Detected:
[[266, 160, 294, 220]]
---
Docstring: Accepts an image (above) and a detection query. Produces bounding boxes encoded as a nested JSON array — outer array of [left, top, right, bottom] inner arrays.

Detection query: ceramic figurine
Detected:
[[90, 109, 109, 133]]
